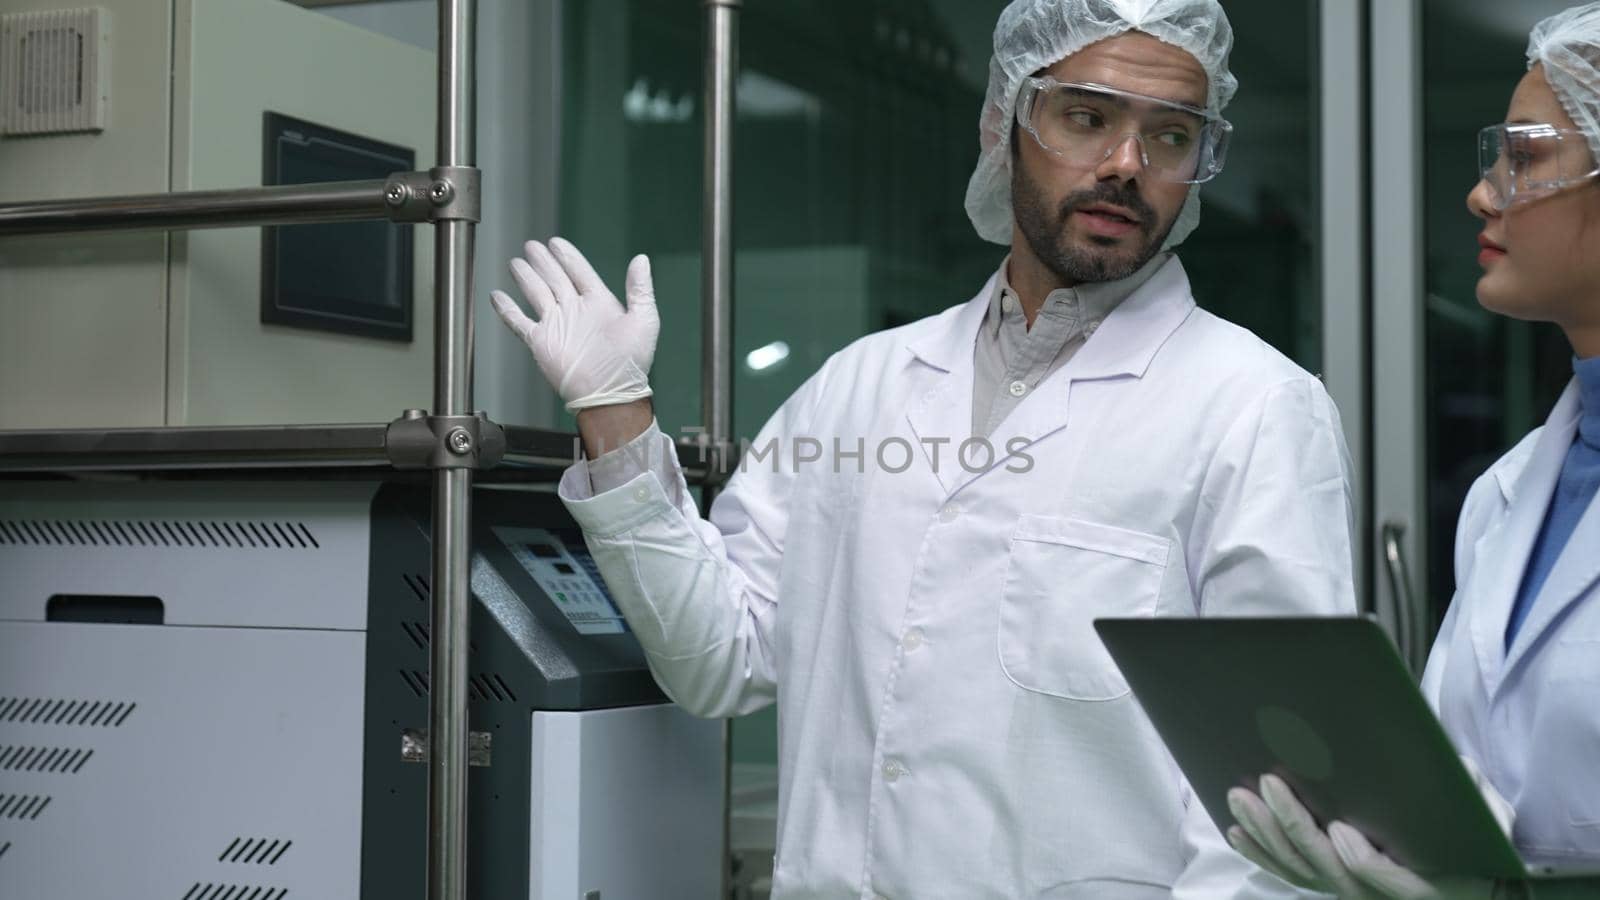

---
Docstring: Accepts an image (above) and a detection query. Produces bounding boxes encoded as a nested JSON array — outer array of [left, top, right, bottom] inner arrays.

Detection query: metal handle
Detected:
[[701, 0, 739, 489], [1381, 519, 1426, 675]]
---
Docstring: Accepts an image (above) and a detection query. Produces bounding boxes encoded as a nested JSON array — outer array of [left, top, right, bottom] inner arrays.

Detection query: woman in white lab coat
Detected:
[[1226, 4, 1600, 898]]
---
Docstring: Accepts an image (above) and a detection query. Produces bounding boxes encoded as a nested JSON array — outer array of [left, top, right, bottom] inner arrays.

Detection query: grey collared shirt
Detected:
[[972, 252, 1169, 437]]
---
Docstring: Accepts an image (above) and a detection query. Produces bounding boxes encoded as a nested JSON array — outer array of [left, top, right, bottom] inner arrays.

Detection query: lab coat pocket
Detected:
[[998, 515, 1170, 701]]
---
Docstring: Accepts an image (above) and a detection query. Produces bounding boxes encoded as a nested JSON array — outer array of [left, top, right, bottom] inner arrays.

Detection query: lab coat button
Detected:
[[902, 628, 924, 651], [938, 504, 961, 523], [882, 759, 907, 783], [1008, 380, 1027, 397], [632, 486, 650, 503]]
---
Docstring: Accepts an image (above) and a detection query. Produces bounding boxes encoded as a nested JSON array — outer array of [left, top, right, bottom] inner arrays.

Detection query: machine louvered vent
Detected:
[[0, 745, 92, 773], [0, 840, 10, 860], [0, 518, 319, 549], [0, 8, 108, 136], [469, 673, 517, 703], [218, 838, 292, 866], [398, 575, 508, 700], [0, 794, 51, 820], [0, 698, 134, 726], [182, 885, 288, 900]]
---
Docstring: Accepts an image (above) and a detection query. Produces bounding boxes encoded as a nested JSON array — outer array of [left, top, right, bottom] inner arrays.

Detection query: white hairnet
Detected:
[[1527, 2, 1600, 161], [964, 0, 1238, 249]]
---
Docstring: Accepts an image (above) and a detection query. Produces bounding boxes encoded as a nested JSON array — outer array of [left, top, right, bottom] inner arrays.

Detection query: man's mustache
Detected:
[[1059, 183, 1156, 233]]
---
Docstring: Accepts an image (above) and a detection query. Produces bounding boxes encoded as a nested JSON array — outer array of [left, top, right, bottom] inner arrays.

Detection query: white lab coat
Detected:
[[1423, 380, 1600, 868], [559, 256, 1356, 899]]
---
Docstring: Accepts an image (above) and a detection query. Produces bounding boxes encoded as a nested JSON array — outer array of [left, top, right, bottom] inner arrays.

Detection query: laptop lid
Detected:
[[1092, 616, 1526, 879]]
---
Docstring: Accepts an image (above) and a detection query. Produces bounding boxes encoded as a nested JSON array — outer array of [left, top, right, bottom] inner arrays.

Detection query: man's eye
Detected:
[[1066, 110, 1106, 129], [1154, 130, 1192, 148]]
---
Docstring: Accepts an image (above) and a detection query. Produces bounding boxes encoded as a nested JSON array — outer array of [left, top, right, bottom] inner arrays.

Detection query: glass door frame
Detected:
[[1362, 0, 1431, 673]]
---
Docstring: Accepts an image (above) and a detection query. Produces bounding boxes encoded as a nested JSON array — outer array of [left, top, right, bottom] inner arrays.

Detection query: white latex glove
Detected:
[[489, 237, 659, 412], [1226, 770, 1509, 900]]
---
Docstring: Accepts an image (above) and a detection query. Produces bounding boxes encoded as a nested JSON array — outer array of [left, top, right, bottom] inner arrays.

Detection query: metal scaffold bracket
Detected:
[[386, 409, 506, 470], [383, 166, 482, 224]]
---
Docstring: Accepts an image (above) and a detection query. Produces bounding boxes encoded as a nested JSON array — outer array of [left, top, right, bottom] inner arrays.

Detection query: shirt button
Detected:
[[882, 759, 907, 783], [1001, 294, 1016, 314], [1008, 380, 1027, 397], [632, 486, 650, 503], [938, 503, 961, 523], [1085, 320, 1100, 338], [902, 628, 925, 651]]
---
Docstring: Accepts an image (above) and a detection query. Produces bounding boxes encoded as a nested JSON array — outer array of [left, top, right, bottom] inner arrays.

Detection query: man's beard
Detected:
[[1011, 160, 1177, 285]]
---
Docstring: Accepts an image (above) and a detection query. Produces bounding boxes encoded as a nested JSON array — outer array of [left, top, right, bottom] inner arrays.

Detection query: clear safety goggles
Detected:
[[1014, 77, 1232, 184], [1478, 123, 1600, 210]]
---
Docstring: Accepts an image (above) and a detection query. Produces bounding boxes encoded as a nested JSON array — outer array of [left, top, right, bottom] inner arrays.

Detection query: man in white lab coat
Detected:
[[491, 0, 1356, 897]]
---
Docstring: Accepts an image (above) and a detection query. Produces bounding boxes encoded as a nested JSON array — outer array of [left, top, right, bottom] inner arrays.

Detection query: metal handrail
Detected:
[[0, 179, 394, 236]]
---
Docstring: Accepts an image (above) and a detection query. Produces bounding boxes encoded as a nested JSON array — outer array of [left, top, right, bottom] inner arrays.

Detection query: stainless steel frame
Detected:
[[0, 0, 744, 894], [0, 2, 484, 897]]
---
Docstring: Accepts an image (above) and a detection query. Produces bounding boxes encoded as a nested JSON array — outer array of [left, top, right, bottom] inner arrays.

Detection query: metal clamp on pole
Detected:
[[385, 409, 506, 470], [383, 166, 482, 224]]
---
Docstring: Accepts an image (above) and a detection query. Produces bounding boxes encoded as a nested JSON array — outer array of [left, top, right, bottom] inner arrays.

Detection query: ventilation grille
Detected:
[[0, 8, 108, 136], [0, 745, 92, 773], [396, 669, 515, 703], [0, 519, 319, 549], [469, 673, 517, 703], [402, 573, 430, 603], [398, 669, 428, 697], [0, 840, 10, 860], [0, 698, 135, 726], [398, 576, 507, 700], [0, 794, 50, 820], [182, 885, 288, 900], [218, 838, 292, 866]]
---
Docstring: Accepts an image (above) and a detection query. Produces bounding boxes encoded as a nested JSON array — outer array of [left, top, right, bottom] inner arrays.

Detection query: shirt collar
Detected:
[[1575, 354, 1600, 448], [988, 251, 1171, 338]]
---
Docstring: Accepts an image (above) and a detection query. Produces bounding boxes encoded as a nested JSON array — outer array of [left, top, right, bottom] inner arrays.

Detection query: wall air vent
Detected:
[[0, 745, 92, 773], [0, 518, 318, 549], [0, 8, 109, 137], [0, 697, 135, 726]]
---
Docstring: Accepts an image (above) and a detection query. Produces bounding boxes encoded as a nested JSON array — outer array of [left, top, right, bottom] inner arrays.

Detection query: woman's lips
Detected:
[[1477, 234, 1505, 267]]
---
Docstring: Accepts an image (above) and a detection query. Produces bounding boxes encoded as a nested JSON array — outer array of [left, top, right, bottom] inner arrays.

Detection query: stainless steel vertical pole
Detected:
[[703, 4, 740, 898], [429, 2, 477, 900], [703, 0, 739, 487]]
